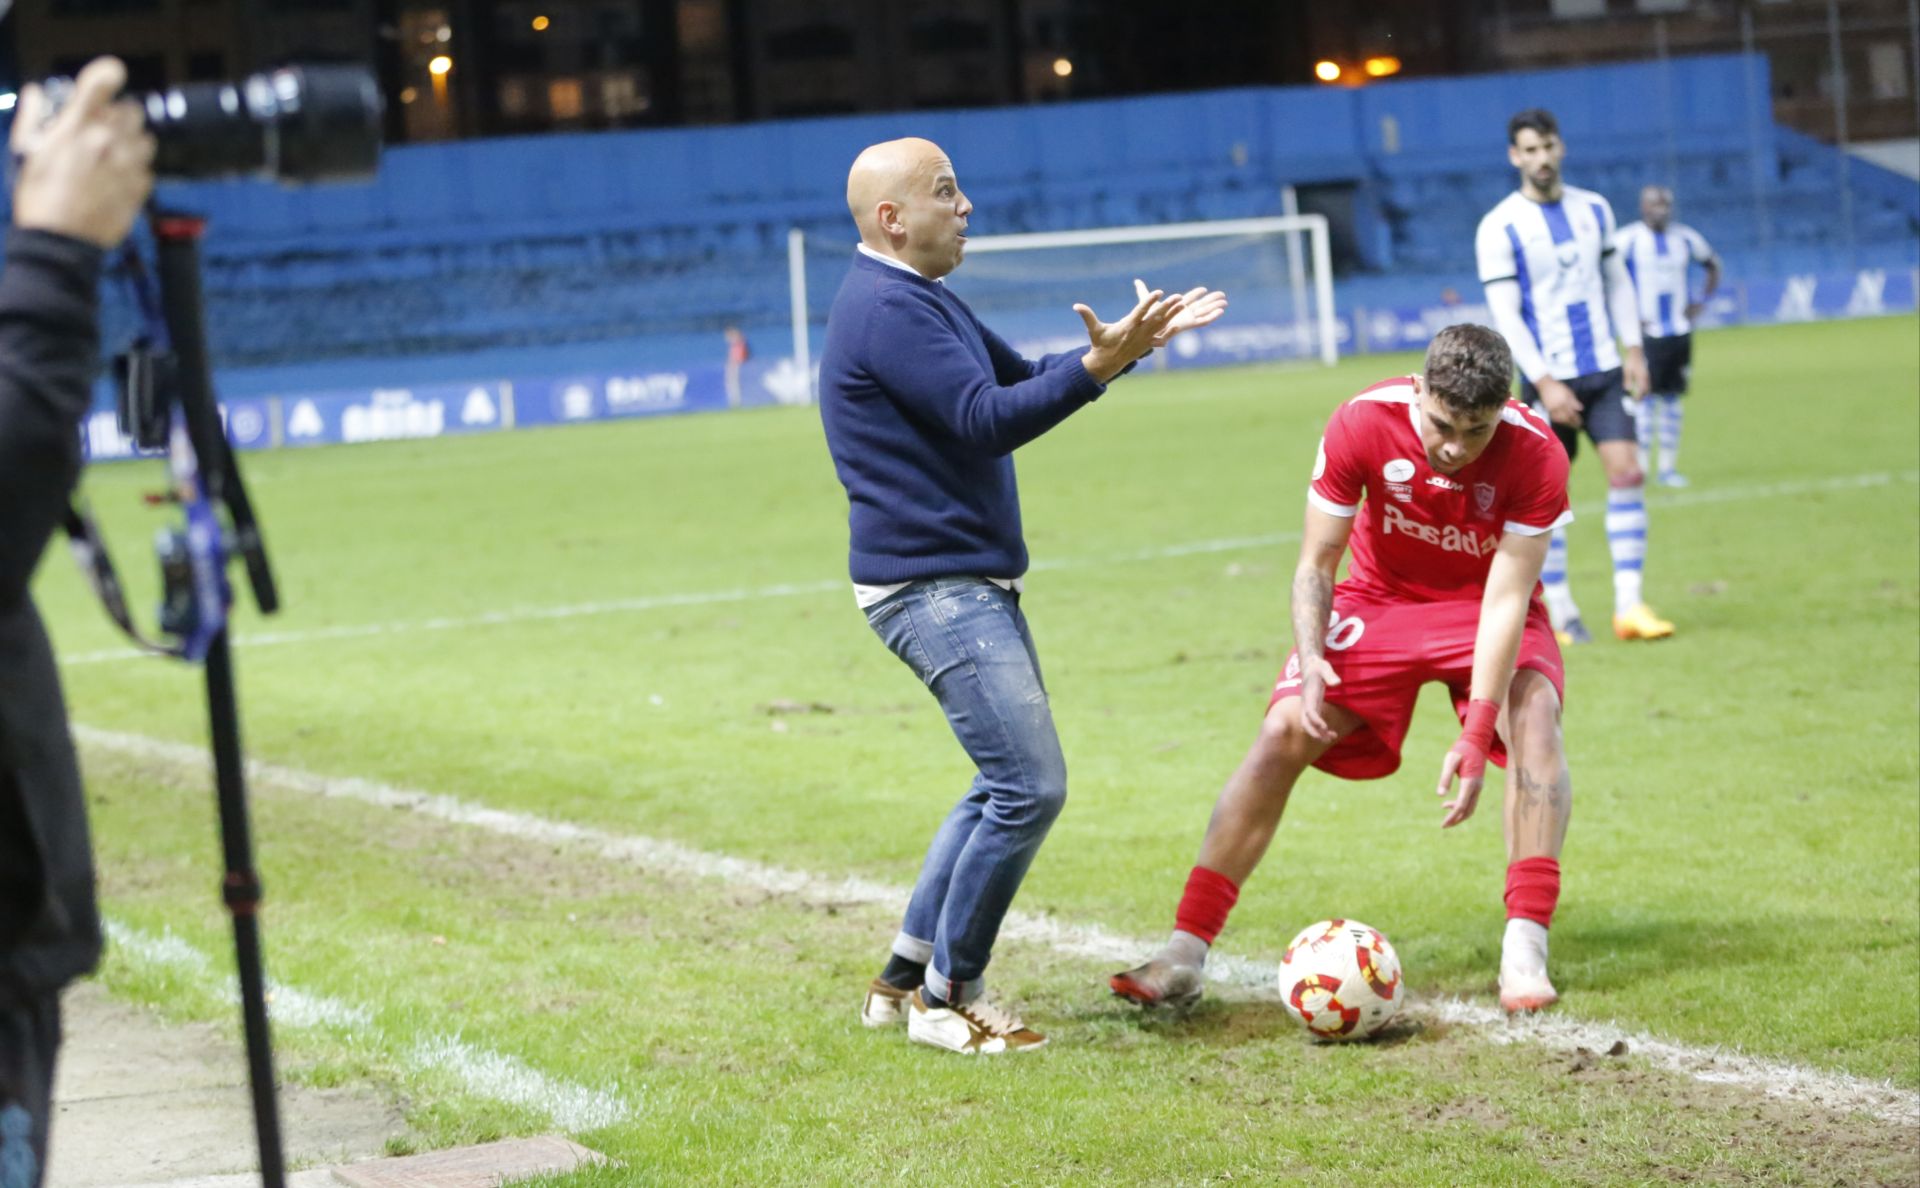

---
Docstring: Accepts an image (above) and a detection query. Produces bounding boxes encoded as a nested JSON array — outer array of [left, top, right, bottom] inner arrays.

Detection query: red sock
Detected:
[[1174, 866, 1240, 944], [1505, 856, 1560, 927]]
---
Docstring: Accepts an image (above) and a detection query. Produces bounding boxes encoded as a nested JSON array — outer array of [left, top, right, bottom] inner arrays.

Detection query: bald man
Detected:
[[818, 138, 1225, 1053]]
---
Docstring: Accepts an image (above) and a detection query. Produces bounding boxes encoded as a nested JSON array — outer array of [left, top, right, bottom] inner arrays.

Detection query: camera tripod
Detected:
[[144, 208, 287, 1187]]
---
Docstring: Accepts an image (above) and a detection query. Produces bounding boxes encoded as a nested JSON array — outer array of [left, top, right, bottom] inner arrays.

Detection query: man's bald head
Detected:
[[847, 138, 943, 235], [845, 137, 971, 279]]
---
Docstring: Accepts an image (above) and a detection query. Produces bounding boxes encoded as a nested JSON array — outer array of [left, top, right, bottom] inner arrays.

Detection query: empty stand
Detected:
[[76, 53, 1914, 383]]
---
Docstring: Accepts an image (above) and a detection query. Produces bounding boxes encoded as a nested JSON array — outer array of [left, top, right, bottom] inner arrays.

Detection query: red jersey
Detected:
[[1307, 377, 1571, 604]]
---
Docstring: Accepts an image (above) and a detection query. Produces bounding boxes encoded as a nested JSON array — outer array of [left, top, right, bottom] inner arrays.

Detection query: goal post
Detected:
[[788, 213, 1340, 400]]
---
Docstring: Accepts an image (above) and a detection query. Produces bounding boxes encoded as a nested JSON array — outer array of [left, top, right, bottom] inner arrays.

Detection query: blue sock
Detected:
[[1659, 396, 1683, 475], [1541, 526, 1580, 627], [1606, 484, 1647, 614]]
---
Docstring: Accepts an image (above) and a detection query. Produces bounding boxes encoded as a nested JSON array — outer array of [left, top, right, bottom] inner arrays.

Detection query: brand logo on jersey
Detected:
[[1474, 483, 1497, 514], [1383, 459, 1415, 483], [1381, 503, 1498, 558], [1385, 482, 1414, 502], [1426, 475, 1462, 491]]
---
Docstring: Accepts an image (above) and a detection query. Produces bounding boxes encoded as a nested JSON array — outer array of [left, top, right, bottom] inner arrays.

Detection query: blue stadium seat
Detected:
[[150, 55, 1913, 375]]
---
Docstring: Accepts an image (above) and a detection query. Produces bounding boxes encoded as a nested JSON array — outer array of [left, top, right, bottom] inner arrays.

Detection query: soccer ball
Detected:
[[1277, 919, 1403, 1040]]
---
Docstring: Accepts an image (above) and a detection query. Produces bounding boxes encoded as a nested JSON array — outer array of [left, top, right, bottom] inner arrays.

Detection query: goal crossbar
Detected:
[[789, 213, 1340, 391]]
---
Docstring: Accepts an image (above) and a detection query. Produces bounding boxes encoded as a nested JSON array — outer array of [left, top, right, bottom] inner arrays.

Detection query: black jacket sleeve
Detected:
[[0, 229, 105, 610], [0, 227, 107, 1004]]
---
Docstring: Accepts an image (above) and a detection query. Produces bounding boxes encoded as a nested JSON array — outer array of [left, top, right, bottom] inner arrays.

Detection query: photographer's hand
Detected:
[[11, 57, 155, 248]]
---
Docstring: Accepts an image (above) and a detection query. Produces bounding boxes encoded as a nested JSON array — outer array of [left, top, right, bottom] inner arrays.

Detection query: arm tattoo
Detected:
[[1292, 565, 1334, 663]]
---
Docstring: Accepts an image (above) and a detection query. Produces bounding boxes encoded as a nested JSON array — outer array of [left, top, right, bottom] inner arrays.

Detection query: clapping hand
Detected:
[[1133, 279, 1228, 348], [1073, 285, 1188, 382]]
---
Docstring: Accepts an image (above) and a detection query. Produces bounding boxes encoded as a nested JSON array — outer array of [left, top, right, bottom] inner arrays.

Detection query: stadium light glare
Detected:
[[1313, 60, 1341, 83], [1364, 55, 1402, 78], [532, 14, 550, 31], [1052, 57, 1073, 78], [428, 55, 453, 77], [0, 92, 14, 112]]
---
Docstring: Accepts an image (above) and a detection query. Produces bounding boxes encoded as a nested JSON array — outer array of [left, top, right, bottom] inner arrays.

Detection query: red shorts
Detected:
[[1268, 590, 1565, 780]]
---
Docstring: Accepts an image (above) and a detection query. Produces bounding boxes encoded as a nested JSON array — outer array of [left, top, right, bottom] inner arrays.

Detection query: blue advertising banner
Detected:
[[80, 410, 146, 462], [78, 267, 1916, 464], [81, 396, 279, 461], [1008, 316, 1356, 370], [511, 359, 813, 429], [1161, 316, 1356, 367], [1349, 267, 1917, 356], [226, 398, 275, 451], [1740, 267, 1918, 324], [279, 381, 511, 448]]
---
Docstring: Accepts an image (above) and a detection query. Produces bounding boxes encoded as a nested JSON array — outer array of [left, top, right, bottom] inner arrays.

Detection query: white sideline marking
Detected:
[[403, 1036, 630, 1133], [57, 468, 1920, 667], [58, 581, 849, 666], [102, 918, 633, 1132], [79, 726, 1920, 1128]]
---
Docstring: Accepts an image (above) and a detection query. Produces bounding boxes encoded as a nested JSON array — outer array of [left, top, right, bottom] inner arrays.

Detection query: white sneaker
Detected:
[[861, 978, 912, 1028], [1499, 967, 1559, 1013], [907, 989, 1048, 1054], [1108, 959, 1205, 1010], [1499, 918, 1559, 1014]]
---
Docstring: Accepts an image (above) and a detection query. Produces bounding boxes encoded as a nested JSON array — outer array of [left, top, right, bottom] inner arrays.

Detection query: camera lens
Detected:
[[140, 64, 383, 184]]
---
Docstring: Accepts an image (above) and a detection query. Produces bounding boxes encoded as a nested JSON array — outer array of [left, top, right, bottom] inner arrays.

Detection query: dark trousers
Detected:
[[0, 990, 59, 1188]]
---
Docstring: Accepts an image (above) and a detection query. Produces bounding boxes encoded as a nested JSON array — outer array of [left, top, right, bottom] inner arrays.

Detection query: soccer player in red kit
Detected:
[[1111, 323, 1572, 1015]]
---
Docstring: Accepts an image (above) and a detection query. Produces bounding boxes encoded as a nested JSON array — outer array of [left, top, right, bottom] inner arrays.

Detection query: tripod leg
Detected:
[[206, 631, 286, 1188]]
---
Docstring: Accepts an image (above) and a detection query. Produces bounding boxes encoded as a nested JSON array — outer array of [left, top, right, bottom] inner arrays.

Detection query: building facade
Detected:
[[5, 0, 1911, 145]]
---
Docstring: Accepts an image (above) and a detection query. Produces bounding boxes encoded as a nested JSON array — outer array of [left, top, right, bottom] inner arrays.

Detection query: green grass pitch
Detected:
[[34, 316, 1919, 1184]]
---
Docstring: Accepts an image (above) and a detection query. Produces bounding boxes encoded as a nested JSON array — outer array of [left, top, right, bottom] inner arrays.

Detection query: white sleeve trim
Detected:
[[1308, 487, 1359, 518], [1504, 507, 1574, 536]]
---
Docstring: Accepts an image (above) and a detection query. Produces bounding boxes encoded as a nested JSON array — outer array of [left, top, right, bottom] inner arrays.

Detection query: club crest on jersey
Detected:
[[1474, 482, 1497, 514], [1383, 459, 1415, 482]]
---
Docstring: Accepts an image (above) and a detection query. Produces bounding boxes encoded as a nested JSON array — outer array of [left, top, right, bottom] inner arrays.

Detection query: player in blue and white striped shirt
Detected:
[[1615, 186, 1721, 488], [1476, 108, 1673, 644]]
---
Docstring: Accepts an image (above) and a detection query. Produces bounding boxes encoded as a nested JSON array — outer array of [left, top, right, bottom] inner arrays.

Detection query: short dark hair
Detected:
[[1424, 324, 1514, 414], [1507, 108, 1560, 145]]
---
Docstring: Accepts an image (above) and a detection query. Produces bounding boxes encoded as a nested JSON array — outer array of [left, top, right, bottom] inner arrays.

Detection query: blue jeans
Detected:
[[864, 577, 1067, 1005]]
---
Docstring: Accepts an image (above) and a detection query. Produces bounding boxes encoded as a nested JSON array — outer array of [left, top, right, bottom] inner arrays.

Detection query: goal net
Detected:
[[787, 215, 1338, 397]]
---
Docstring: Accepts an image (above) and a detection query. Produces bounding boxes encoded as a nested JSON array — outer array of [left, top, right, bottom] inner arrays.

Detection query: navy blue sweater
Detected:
[[818, 249, 1109, 584]]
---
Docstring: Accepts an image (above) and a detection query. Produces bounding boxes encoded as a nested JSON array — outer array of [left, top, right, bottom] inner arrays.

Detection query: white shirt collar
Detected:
[[858, 243, 941, 283]]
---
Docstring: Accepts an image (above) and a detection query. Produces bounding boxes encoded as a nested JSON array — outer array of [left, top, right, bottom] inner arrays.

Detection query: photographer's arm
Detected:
[[0, 232, 105, 607], [0, 57, 153, 606]]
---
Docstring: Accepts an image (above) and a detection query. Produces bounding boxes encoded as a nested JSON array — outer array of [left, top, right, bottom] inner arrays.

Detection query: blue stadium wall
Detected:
[[58, 52, 1920, 458]]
